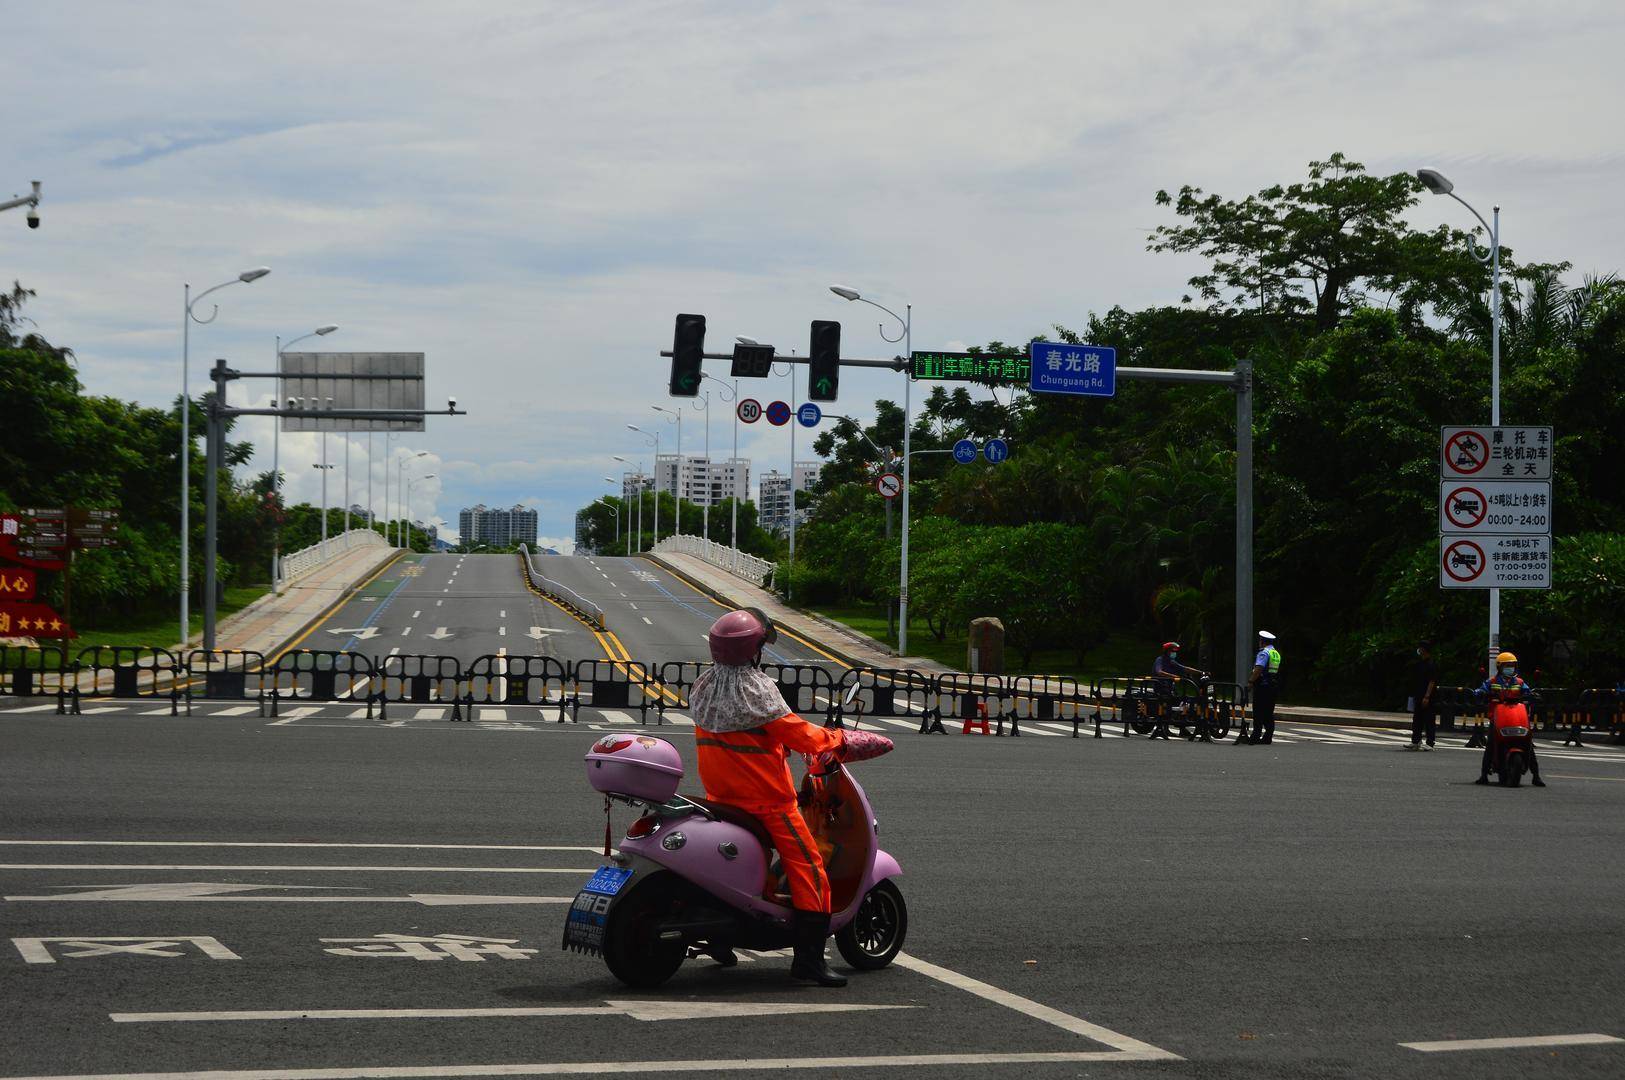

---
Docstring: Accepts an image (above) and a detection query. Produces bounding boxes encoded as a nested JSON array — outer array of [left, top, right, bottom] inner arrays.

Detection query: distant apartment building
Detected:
[[621, 472, 655, 504], [573, 509, 593, 554], [757, 462, 820, 535], [654, 455, 750, 512], [346, 504, 375, 526], [458, 503, 539, 547]]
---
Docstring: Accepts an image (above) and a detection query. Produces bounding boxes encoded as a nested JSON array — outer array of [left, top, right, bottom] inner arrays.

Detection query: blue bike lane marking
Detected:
[[337, 560, 418, 654]]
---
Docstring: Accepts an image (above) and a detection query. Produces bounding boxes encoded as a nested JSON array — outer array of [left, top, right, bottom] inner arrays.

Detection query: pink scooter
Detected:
[[564, 716, 905, 988]]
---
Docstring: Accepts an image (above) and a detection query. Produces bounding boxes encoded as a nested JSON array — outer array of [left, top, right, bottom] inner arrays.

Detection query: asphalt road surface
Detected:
[[3, 693, 1623, 1080]]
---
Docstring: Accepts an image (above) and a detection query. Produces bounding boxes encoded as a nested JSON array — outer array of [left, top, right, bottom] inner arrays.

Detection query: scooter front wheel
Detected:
[[836, 879, 907, 971], [602, 872, 688, 989]]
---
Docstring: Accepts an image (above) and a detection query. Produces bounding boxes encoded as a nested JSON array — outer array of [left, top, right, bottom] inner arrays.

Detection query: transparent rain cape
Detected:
[[688, 665, 791, 733]]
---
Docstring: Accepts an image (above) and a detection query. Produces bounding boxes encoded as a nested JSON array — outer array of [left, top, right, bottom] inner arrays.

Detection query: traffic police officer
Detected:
[[1242, 631, 1281, 745]]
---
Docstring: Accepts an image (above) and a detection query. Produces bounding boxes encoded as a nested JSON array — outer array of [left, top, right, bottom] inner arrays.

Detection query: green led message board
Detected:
[[909, 351, 1029, 384]]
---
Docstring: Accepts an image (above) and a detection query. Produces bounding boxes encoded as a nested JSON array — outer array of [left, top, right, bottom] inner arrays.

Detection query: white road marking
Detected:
[[479, 709, 508, 722], [0, 862, 596, 874], [346, 707, 372, 719], [627, 602, 637, 610], [140, 706, 175, 715], [1400, 1033, 1623, 1053], [400, 626, 412, 636], [597, 711, 637, 725], [207, 706, 257, 717], [266, 707, 319, 727], [411, 610, 421, 619], [2, 704, 59, 714], [110, 1001, 916, 1024], [0, 841, 600, 852], [894, 952, 1179, 1058], [413, 708, 444, 721], [437, 599, 443, 606], [642, 616, 653, 625], [500, 610, 506, 618], [388, 647, 400, 656], [499, 626, 507, 637], [78, 706, 124, 714]]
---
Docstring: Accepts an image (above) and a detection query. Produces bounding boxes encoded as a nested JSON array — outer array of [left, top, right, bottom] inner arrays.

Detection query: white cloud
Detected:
[[8, 0, 1624, 540]]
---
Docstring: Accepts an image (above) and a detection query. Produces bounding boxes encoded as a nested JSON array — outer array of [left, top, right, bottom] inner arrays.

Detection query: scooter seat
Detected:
[[687, 797, 775, 855]]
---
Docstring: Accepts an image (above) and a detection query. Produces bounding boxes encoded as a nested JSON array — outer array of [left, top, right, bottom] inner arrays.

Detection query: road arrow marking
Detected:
[[427, 626, 454, 640], [325, 627, 379, 640], [528, 626, 562, 640], [110, 1001, 918, 1024]]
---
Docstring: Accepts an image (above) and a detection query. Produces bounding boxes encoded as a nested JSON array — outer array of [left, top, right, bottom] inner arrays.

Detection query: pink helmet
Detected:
[[707, 608, 777, 666]]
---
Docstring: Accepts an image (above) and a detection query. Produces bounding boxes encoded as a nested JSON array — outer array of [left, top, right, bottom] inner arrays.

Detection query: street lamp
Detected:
[[831, 284, 912, 656], [597, 489, 620, 555], [613, 455, 645, 554], [272, 325, 337, 589], [311, 462, 336, 544], [652, 405, 684, 537], [403, 472, 436, 549], [706, 369, 740, 567], [396, 452, 428, 548], [181, 266, 271, 644], [1418, 167, 1505, 675], [628, 425, 660, 544]]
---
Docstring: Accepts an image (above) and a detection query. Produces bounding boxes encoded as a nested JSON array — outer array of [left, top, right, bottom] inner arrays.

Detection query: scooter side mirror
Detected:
[[843, 682, 862, 708]]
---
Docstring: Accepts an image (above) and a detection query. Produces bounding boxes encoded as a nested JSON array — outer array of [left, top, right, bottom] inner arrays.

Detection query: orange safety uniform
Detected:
[[694, 715, 844, 914]]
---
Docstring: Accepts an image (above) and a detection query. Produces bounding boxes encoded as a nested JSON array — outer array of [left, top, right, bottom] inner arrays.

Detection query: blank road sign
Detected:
[[280, 352, 426, 433]]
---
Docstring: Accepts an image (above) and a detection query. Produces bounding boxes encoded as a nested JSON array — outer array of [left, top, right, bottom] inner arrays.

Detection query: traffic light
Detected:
[[670, 314, 706, 396], [808, 319, 840, 402], [731, 342, 774, 378]]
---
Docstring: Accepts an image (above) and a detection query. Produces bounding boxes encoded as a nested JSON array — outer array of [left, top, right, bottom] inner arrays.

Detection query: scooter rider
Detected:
[[1475, 651, 1547, 787], [1151, 642, 1209, 739], [687, 608, 849, 987]]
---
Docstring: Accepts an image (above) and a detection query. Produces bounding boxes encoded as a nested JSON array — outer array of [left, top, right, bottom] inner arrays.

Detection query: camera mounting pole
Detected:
[[0, 181, 42, 227]]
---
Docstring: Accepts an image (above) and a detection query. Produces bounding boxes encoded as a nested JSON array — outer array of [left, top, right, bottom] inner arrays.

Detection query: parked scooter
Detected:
[[564, 696, 905, 989], [1482, 684, 1536, 787]]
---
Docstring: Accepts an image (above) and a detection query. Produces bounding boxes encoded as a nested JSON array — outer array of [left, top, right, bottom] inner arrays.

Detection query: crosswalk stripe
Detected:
[[477, 708, 507, 722], [209, 705, 258, 717], [598, 710, 636, 725], [4, 703, 60, 713], [413, 708, 445, 720]]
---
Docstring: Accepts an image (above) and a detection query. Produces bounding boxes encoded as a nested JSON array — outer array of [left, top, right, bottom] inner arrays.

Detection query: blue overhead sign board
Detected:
[[952, 439, 978, 465], [797, 402, 822, 428], [1028, 341, 1116, 397]]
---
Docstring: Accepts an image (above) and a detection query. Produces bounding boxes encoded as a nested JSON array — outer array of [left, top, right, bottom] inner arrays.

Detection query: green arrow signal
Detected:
[[679, 373, 697, 390], [815, 377, 832, 396]]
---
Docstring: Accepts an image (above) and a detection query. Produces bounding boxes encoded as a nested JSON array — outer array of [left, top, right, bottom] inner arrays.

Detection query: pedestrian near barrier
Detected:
[[1241, 631, 1280, 745], [1407, 640, 1438, 751]]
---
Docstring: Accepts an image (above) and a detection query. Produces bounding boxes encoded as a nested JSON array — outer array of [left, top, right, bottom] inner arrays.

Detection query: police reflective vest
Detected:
[[1256, 646, 1282, 687]]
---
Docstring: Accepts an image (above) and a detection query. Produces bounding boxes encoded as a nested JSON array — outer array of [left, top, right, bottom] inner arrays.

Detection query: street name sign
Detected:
[[876, 473, 902, 500], [1440, 535, 1552, 589], [910, 351, 1029, 385], [736, 398, 762, 424], [952, 439, 978, 464], [765, 401, 791, 427], [797, 403, 822, 428], [984, 438, 1009, 463], [1441, 426, 1552, 479], [1028, 341, 1117, 397], [1439, 481, 1552, 534]]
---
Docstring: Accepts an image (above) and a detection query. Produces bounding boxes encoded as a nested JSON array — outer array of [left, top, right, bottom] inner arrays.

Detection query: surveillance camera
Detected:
[[26, 209, 39, 230], [287, 397, 300, 410], [448, 396, 457, 410]]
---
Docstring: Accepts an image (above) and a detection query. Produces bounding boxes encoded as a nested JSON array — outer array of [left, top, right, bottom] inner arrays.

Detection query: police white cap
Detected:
[[1257, 630, 1277, 642]]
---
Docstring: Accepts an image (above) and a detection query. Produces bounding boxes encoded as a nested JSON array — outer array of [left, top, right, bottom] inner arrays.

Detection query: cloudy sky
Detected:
[[7, 1, 1622, 550]]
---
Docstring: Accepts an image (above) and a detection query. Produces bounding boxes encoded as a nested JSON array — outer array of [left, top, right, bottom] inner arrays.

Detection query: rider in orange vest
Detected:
[[688, 608, 847, 986]]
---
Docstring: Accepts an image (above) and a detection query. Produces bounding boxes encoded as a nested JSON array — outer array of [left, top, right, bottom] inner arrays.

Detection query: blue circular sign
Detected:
[[984, 438, 1009, 464], [765, 400, 792, 427], [952, 438, 978, 464], [797, 402, 822, 428]]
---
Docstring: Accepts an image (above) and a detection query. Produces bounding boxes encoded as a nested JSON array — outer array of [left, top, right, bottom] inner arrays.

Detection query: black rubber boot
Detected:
[[790, 911, 846, 987], [1474, 775, 1490, 785]]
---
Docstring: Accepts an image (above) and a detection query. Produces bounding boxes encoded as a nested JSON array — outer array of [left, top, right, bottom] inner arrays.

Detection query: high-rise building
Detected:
[[621, 472, 655, 504], [757, 461, 820, 535], [458, 504, 539, 547], [654, 455, 750, 513]]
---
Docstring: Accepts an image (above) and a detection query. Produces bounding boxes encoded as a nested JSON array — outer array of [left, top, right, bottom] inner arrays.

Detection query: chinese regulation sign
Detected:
[[1028, 341, 1116, 397], [1441, 426, 1552, 479], [1440, 427, 1552, 589], [910, 351, 1029, 385], [736, 398, 762, 424]]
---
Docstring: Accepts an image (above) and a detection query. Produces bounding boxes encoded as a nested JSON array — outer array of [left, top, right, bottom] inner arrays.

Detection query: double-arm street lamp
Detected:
[[403, 472, 436, 549], [597, 488, 621, 554], [830, 285, 913, 656], [396, 452, 428, 548], [627, 426, 660, 543], [272, 325, 338, 588], [613, 455, 646, 554], [180, 266, 271, 644], [1417, 167, 1506, 675], [651, 405, 684, 537]]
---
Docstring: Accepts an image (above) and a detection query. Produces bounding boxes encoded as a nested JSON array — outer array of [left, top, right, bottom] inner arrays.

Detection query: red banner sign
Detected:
[[0, 601, 76, 639], [0, 567, 37, 601]]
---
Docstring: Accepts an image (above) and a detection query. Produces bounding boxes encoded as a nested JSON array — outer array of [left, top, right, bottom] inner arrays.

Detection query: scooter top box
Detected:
[[585, 734, 684, 804]]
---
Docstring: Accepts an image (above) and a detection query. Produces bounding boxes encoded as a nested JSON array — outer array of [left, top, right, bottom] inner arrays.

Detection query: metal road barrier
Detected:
[[0, 645, 70, 701], [571, 658, 654, 722], [517, 546, 606, 629], [835, 668, 936, 730], [1004, 674, 1096, 737], [376, 654, 464, 720], [762, 663, 840, 723], [650, 661, 705, 721], [463, 654, 574, 722], [268, 650, 376, 716], [69, 646, 184, 716], [184, 650, 270, 714], [651, 534, 776, 589], [930, 673, 1011, 736]]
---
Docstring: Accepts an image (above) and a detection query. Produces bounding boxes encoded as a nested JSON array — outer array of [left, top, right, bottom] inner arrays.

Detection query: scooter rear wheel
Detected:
[[836, 879, 907, 971], [602, 872, 688, 989]]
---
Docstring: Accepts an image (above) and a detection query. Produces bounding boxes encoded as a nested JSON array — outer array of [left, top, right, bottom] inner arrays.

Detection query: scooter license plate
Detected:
[[583, 865, 633, 896]]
